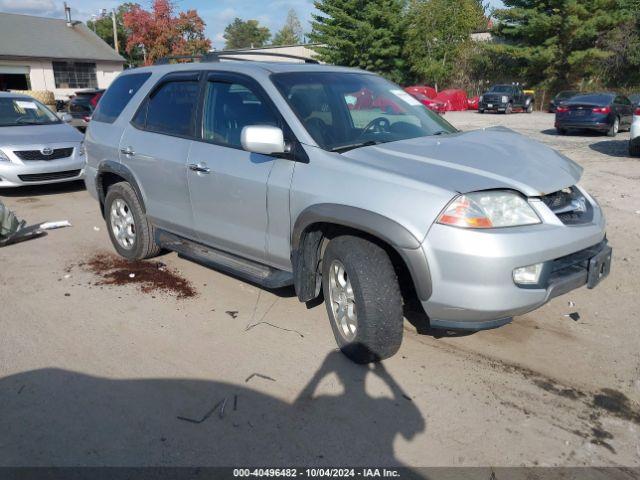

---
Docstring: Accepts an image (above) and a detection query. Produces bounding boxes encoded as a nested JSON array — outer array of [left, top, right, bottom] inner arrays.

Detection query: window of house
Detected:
[[52, 61, 97, 89]]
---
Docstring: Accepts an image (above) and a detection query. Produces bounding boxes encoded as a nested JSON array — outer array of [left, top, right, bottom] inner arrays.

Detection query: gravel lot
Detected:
[[0, 111, 638, 468]]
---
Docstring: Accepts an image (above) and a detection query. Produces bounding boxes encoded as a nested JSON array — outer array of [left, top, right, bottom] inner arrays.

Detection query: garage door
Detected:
[[0, 65, 30, 91], [0, 65, 29, 75]]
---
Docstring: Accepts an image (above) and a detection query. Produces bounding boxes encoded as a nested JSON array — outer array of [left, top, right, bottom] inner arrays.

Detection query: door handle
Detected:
[[188, 163, 211, 174], [120, 146, 135, 156]]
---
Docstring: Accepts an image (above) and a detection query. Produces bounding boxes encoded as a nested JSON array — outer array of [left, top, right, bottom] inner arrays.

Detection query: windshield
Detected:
[[489, 85, 513, 93], [0, 97, 61, 127], [271, 72, 457, 152], [556, 91, 578, 100]]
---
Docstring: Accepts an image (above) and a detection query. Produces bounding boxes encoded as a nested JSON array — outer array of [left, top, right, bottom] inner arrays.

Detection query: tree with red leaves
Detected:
[[123, 0, 211, 65]]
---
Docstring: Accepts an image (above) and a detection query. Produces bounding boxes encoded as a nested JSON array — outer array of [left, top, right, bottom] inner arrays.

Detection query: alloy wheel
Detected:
[[110, 198, 136, 250], [328, 259, 358, 341]]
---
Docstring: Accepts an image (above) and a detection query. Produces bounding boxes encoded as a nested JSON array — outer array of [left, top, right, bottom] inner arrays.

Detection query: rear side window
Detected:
[[92, 73, 151, 123], [143, 80, 200, 137]]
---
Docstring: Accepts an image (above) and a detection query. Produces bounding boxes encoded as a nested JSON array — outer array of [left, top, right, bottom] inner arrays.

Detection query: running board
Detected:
[[155, 229, 293, 289]]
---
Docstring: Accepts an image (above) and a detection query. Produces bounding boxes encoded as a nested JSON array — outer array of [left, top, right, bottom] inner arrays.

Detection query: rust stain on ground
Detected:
[[81, 253, 196, 299]]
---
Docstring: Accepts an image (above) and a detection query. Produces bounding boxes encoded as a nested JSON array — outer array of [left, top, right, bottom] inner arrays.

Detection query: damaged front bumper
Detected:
[[419, 197, 610, 330]]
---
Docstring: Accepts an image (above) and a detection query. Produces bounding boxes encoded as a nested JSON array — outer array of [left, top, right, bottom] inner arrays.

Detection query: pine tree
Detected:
[[272, 9, 304, 45], [490, 0, 629, 90], [309, 0, 407, 83]]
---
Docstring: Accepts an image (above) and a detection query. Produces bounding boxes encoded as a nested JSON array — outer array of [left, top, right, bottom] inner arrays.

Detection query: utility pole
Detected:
[[111, 9, 119, 53]]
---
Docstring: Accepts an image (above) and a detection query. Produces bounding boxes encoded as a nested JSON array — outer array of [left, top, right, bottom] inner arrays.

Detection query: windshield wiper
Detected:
[[331, 140, 380, 153], [431, 130, 451, 136]]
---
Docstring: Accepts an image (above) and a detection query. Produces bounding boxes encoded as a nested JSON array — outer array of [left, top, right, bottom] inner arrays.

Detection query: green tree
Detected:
[[223, 18, 271, 49], [309, 0, 407, 83], [599, 0, 640, 87], [489, 0, 629, 91], [272, 9, 303, 45], [404, 0, 486, 88], [87, 3, 143, 66]]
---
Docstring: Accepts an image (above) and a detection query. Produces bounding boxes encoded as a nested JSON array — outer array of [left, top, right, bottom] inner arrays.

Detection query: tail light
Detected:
[[83, 116, 91, 122], [592, 106, 611, 114], [556, 106, 569, 113], [635, 107, 640, 116], [89, 92, 103, 108]]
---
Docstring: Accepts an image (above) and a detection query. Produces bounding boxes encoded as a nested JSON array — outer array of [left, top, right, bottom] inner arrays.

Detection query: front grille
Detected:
[[540, 186, 593, 225], [14, 148, 74, 161], [18, 170, 81, 182], [483, 95, 502, 103]]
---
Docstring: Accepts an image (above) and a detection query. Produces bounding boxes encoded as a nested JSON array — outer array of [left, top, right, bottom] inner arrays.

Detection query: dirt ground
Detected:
[[0, 111, 638, 468]]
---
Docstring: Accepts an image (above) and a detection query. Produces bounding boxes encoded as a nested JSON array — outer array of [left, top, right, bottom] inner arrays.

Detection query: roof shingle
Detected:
[[0, 12, 124, 63]]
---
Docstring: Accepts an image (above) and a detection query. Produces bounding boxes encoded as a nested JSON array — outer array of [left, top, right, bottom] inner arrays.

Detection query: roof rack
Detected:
[[154, 51, 319, 65]]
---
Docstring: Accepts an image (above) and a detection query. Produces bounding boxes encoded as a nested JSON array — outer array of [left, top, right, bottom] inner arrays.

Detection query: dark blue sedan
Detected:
[[555, 92, 635, 137]]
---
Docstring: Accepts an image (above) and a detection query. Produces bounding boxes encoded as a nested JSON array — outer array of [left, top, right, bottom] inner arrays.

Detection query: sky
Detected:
[[0, 0, 505, 50]]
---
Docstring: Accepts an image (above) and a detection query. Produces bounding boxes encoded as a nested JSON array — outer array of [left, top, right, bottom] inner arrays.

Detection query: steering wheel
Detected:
[[361, 116, 391, 136]]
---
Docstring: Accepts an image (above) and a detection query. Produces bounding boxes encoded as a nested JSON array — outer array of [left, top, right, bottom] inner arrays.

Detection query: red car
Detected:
[[405, 91, 447, 114]]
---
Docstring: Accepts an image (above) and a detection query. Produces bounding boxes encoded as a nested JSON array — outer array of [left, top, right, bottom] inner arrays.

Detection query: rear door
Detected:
[[118, 72, 201, 238], [187, 72, 293, 266]]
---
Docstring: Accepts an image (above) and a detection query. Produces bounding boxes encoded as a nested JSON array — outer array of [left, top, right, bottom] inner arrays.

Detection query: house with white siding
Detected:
[[0, 11, 125, 100]]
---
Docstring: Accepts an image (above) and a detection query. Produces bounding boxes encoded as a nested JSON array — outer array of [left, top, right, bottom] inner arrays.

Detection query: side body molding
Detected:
[[96, 160, 146, 214], [291, 204, 432, 302]]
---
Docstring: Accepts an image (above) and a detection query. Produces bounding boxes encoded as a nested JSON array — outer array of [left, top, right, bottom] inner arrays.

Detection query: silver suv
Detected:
[[84, 55, 611, 363]]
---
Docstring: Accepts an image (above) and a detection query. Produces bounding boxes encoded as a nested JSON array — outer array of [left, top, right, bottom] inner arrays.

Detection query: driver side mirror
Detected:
[[60, 113, 73, 123], [241, 125, 286, 156]]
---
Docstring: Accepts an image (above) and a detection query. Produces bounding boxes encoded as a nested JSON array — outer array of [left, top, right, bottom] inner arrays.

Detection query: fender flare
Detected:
[[291, 204, 432, 302], [96, 160, 147, 213]]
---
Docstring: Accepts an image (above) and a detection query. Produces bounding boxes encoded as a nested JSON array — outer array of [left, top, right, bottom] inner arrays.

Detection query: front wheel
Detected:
[[504, 103, 513, 114], [322, 235, 403, 363], [630, 140, 640, 157], [526, 102, 534, 113]]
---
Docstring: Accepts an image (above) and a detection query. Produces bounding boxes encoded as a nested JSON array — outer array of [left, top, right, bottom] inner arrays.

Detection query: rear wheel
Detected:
[[557, 127, 568, 135], [607, 117, 619, 137], [321, 235, 403, 363], [104, 182, 161, 260], [630, 140, 640, 157]]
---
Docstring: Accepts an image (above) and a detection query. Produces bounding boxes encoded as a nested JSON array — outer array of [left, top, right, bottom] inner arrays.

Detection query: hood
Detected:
[[342, 127, 582, 197], [0, 123, 83, 147]]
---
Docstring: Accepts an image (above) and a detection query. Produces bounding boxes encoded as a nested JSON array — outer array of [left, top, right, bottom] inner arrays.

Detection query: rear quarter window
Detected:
[[92, 72, 151, 124]]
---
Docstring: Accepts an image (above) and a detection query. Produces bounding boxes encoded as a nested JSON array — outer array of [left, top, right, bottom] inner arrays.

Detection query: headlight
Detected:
[[78, 140, 86, 157], [0, 149, 10, 162], [501, 96, 509, 103], [437, 191, 541, 229]]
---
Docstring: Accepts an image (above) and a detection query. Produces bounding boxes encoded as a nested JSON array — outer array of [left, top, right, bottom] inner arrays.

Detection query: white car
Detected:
[[630, 104, 640, 157]]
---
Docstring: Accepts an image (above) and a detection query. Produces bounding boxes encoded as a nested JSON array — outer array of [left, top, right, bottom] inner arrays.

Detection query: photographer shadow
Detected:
[[0, 351, 425, 468]]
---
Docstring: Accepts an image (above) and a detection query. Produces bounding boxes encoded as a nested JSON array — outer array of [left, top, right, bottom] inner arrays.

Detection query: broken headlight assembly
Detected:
[[437, 190, 541, 229]]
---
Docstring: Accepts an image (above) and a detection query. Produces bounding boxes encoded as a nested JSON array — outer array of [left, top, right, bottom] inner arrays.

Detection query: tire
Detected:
[[526, 102, 534, 113], [504, 103, 513, 114], [607, 117, 619, 137], [478, 109, 484, 114], [321, 235, 403, 363], [557, 127, 567, 135], [104, 182, 161, 260], [630, 140, 640, 157]]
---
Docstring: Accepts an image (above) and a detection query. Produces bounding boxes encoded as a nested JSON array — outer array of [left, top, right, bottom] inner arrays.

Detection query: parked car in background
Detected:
[[548, 90, 580, 113], [404, 90, 447, 114], [67, 88, 105, 132], [628, 93, 640, 107], [85, 59, 610, 363], [555, 92, 634, 137], [0, 92, 84, 187], [630, 105, 640, 156], [479, 84, 534, 114]]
